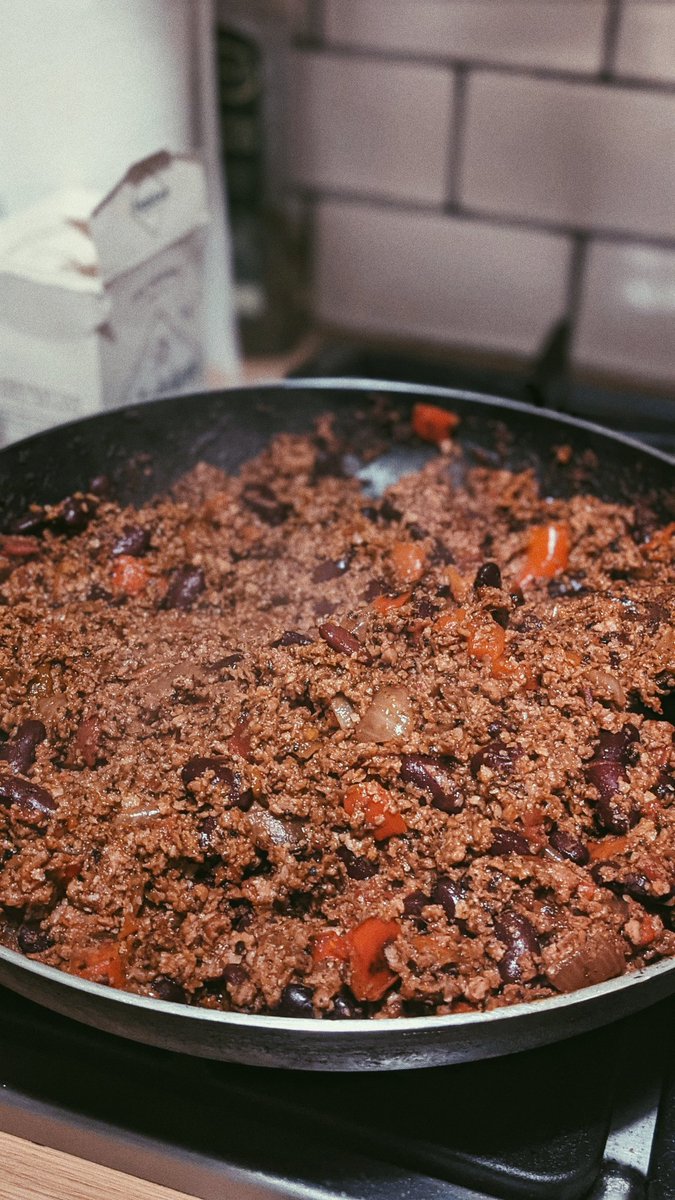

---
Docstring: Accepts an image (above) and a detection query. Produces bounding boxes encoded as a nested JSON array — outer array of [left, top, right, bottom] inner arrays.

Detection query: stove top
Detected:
[[289, 328, 675, 456], [0, 986, 673, 1200]]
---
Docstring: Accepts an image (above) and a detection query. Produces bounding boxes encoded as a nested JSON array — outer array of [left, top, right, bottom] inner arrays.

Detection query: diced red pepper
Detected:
[[111, 555, 149, 597], [372, 591, 411, 615], [229, 715, 252, 761], [588, 835, 628, 862], [390, 541, 427, 585], [344, 781, 408, 840], [313, 929, 351, 964], [467, 621, 506, 662], [348, 917, 400, 1002], [71, 941, 125, 988], [517, 523, 571, 585], [412, 403, 460, 445]]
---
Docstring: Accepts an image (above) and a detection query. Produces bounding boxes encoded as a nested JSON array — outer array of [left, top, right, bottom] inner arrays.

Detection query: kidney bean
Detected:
[[430, 539, 455, 566], [221, 964, 249, 989], [488, 827, 531, 856], [470, 739, 522, 777], [88, 473, 110, 496], [312, 557, 350, 583], [152, 975, 187, 1004], [379, 498, 402, 523], [277, 983, 315, 1018], [8, 508, 46, 536], [337, 845, 378, 880], [17, 924, 54, 954], [181, 757, 253, 811], [490, 607, 510, 629], [431, 875, 463, 920], [585, 726, 641, 830], [163, 565, 205, 610], [474, 562, 502, 590], [402, 889, 429, 917], [243, 484, 292, 526], [1, 719, 46, 775], [319, 622, 364, 657], [549, 826, 589, 865], [0, 774, 56, 822], [401, 754, 464, 813], [655, 771, 675, 801], [494, 909, 540, 957], [329, 988, 364, 1020], [272, 630, 313, 648], [596, 795, 637, 835], [111, 524, 151, 558], [198, 814, 218, 852], [57, 495, 94, 534]]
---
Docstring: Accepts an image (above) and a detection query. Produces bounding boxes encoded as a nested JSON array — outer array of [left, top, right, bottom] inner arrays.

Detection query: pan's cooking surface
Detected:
[[0, 380, 673, 1071]]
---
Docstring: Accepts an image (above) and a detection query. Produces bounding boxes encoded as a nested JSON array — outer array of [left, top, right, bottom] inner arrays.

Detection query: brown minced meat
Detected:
[[0, 415, 674, 1021]]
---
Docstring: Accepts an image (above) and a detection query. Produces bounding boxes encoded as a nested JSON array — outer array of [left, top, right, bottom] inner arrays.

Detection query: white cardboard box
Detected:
[[0, 151, 210, 444]]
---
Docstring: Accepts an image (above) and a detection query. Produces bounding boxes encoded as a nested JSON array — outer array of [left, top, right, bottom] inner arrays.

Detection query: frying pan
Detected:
[[0, 378, 673, 1072]]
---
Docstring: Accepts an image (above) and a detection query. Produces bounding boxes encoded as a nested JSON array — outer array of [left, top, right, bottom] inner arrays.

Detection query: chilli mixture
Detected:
[[0, 401, 673, 1020]]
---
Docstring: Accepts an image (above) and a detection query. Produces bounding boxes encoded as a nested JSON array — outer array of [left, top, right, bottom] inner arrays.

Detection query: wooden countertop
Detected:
[[0, 1132, 198, 1200]]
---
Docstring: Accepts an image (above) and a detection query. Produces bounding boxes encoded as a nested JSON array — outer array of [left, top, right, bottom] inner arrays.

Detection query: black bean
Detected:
[[243, 484, 292, 526], [17, 924, 54, 954], [231, 899, 253, 931], [163, 565, 205, 610], [490, 606, 510, 629], [402, 890, 429, 917], [111, 524, 151, 558], [328, 988, 364, 1020], [152, 975, 187, 1003], [88, 583, 113, 602], [547, 575, 589, 598], [488, 827, 531, 856], [510, 585, 525, 607], [470, 739, 522, 777], [431, 876, 463, 920], [319, 622, 364, 657], [181, 757, 253, 811], [0, 774, 56, 822], [414, 597, 437, 619], [474, 562, 502, 590], [401, 754, 464, 813], [312, 557, 350, 583], [549, 826, 589, 865], [277, 983, 315, 1018], [2, 719, 46, 775], [337, 845, 378, 880], [272, 630, 313, 648]]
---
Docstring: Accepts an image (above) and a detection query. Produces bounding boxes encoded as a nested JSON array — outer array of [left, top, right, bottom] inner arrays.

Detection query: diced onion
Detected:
[[330, 694, 359, 731], [355, 687, 413, 744]]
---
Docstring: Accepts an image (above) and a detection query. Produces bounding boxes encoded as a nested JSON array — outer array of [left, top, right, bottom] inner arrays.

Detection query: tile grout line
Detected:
[[290, 41, 675, 97], [447, 66, 468, 210], [293, 185, 675, 253], [600, 0, 625, 80]]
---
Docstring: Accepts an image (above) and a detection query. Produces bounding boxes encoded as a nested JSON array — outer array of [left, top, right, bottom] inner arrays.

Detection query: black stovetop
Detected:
[[0, 984, 673, 1200]]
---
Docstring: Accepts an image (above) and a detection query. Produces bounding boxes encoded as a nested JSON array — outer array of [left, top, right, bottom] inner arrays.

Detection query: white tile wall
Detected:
[[462, 73, 675, 240], [615, 3, 675, 84], [315, 200, 571, 355], [324, 0, 606, 74], [289, 51, 453, 203], [574, 241, 675, 384]]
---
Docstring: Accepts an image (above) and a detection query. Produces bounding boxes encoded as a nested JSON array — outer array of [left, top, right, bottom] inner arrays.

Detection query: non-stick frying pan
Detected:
[[0, 379, 673, 1072]]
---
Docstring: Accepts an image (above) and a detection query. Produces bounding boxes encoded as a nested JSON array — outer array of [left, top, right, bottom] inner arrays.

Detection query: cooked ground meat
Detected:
[[0, 407, 673, 1020]]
